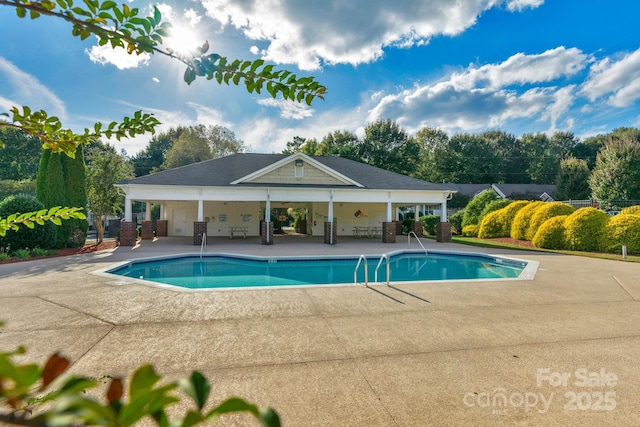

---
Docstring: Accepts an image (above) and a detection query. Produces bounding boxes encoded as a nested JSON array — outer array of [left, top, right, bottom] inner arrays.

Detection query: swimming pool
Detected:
[[104, 250, 536, 290]]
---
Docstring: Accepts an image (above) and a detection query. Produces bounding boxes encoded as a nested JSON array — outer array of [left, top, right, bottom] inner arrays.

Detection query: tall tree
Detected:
[[61, 146, 88, 246], [589, 137, 640, 204], [359, 119, 419, 175], [86, 144, 134, 243], [160, 125, 246, 170], [555, 157, 591, 200], [414, 127, 450, 182], [130, 126, 186, 176], [0, 127, 41, 180], [315, 131, 359, 159]]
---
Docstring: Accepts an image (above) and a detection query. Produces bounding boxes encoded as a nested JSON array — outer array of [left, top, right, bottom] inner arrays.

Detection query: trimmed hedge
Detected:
[[621, 205, 640, 215], [448, 210, 465, 234], [563, 207, 609, 251], [478, 210, 503, 239], [510, 201, 544, 240], [526, 202, 575, 241], [461, 224, 479, 237], [420, 215, 440, 235], [0, 194, 57, 251], [532, 215, 568, 250], [462, 189, 500, 227], [479, 199, 513, 224], [601, 214, 640, 254]]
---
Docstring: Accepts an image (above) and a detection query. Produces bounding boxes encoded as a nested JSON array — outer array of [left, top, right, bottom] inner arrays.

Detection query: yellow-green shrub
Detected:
[[601, 214, 640, 254], [510, 201, 544, 240], [462, 224, 479, 237], [532, 215, 568, 250], [497, 200, 529, 237], [563, 207, 609, 251], [478, 210, 503, 238], [621, 205, 640, 215], [526, 202, 575, 241]]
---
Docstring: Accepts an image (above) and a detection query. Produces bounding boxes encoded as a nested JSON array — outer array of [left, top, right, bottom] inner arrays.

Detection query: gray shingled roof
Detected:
[[122, 153, 453, 191]]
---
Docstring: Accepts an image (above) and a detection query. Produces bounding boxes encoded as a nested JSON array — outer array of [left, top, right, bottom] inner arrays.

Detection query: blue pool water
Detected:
[[106, 251, 529, 290]]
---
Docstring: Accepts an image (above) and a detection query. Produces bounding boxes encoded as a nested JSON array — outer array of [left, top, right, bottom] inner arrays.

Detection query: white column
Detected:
[[160, 204, 165, 220], [328, 192, 334, 222], [265, 191, 271, 243], [441, 199, 448, 222], [414, 205, 420, 221], [145, 202, 151, 221], [197, 199, 204, 222], [386, 202, 393, 222], [124, 195, 132, 222]]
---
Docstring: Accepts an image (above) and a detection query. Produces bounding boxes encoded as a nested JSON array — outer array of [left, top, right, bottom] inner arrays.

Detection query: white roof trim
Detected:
[[491, 184, 506, 198], [229, 152, 364, 187]]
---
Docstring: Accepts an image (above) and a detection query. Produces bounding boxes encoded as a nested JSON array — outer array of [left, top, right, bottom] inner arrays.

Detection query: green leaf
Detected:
[[100, 1, 116, 10], [129, 364, 161, 400], [250, 59, 265, 72], [184, 67, 196, 85], [179, 371, 210, 410]]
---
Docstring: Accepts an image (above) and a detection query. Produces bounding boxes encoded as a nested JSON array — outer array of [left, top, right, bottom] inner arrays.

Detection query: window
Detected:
[[294, 160, 304, 178]]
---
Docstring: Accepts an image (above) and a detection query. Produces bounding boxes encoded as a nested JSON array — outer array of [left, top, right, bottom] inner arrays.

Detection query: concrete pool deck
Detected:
[[1, 236, 640, 426]]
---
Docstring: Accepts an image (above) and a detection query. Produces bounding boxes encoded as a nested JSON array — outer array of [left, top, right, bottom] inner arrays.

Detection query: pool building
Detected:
[[115, 152, 456, 246]]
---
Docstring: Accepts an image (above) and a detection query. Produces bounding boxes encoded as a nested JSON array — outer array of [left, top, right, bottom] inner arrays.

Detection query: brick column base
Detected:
[[437, 222, 452, 243], [141, 220, 154, 240], [193, 222, 207, 245], [382, 222, 396, 243], [155, 220, 168, 236], [262, 221, 274, 245], [324, 222, 337, 245], [120, 221, 137, 246], [412, 221, 424, 237], [395, 221, 403, 235]]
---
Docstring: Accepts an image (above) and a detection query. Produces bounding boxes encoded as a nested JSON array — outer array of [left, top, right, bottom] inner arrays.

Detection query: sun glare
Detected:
[[164, 24, 204, 56]]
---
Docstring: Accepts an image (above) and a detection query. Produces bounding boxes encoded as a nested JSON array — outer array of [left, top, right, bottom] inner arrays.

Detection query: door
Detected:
[[172, 209, 187, 236]]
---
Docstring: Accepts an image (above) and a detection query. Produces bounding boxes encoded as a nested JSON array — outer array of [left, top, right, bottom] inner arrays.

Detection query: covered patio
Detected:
[[116, 153, 455, 246]]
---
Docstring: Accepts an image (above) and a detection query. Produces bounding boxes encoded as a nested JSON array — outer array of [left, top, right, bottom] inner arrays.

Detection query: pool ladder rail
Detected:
[[200, 232, 207, 259], [354, 254, 391, 287], [407, 231, 428, 256]]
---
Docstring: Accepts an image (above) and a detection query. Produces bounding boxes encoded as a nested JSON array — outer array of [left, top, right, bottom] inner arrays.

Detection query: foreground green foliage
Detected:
[[602, 214, 640, 254], [510, 201, 544, 240], [0, 206, 86, 238], [0, 343, 280, 426], [0, 195, 57, 250], [461, 190, 500, 228]]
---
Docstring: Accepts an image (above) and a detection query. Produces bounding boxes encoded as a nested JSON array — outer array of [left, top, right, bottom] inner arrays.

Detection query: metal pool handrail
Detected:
[[374, 253, 390, 286], [408, 231, 428, 256], [354, 254, 369, 287], [200, 232, 207, 259]]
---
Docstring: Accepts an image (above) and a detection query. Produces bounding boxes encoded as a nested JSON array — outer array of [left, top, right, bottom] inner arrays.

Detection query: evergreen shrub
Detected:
[[479, 199, 512, 223], [462, 190, 500, 227], [448, 210, 465, 234], [478, 210, 504, 239], [510, 201, 544, 240], [601, 214, 640, 254], [420, 215, 440, 235], [563, 207, 609, 251], [532, 215, 568, 250], [461, 224, 479, 237], [498, 200, 529, 237], [621, 205, 640, 215], [526, 202, 575, 241], [0, 194, 57, 251]]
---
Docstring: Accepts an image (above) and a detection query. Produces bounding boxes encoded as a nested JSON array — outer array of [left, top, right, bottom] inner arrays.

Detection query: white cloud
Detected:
[[184, 8, 202, 26], [367, 48, 587, 133], [86, 44, 151, 70], [257, 98, 314, 120], [506, 0, 545, 12], [0, 57, 67, 119], [199, 0, 544, 70], [580, 48, 640, 107]]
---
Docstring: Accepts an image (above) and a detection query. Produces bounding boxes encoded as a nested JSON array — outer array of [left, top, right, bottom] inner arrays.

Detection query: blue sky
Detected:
[[1, 0, 639, 156]]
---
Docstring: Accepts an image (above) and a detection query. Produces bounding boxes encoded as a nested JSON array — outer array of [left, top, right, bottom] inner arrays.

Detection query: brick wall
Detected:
[[141, 221, 154, 240], [120, 221, 137, 246], [411, 221, 423, 237], [193, 221, 207, 245], [155, 220, 168, 237], [324, 222, 338, 244], [382, 222, 396, 243], [436, 222, 452, 243], [261, 221, 274, 245]]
